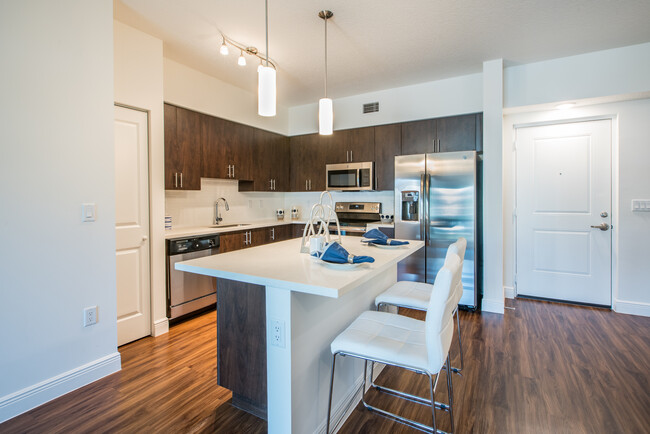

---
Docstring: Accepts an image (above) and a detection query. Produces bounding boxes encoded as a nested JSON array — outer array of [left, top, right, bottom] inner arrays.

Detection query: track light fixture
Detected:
[[218, 2, 277, 117]]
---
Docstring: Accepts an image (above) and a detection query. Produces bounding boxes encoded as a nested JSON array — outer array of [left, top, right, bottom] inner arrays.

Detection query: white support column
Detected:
[[482, 59, 505, 314]]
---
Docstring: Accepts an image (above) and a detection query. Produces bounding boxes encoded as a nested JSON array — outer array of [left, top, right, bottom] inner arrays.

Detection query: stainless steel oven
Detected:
[[326, 162, 374, 191], [166, 235, 219, 321], [329, 202, 382, 237]]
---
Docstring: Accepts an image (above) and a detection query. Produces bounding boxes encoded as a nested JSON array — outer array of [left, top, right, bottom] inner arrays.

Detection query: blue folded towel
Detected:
[[312, 241, 375, 264], [362, 228, 409, 246]]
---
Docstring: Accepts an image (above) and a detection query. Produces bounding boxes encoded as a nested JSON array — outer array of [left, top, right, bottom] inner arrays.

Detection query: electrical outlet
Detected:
[[270, 319, 285, 348], [84, 306, 98, 327]]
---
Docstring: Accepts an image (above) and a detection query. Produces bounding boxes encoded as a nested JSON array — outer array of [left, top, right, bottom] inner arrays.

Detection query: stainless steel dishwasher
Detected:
[[166, 234, 219, 321]]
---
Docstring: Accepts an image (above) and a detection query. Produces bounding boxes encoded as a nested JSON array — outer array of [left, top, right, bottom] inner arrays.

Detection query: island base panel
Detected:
[[217, 278, 267, 420]]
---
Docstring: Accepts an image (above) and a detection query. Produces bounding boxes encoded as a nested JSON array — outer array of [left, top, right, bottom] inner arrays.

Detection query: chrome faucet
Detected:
[[214, 197, 229, 225]]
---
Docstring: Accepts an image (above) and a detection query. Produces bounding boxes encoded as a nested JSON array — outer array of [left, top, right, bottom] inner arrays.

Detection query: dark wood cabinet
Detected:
[[290, 133, 327, 192], [218, 231, 243, 254], [401, 118, 436, 156], [326, 127, 375, 164], [248, 129, 290, 192], [436, 114, 479, 153], [400, 114, 481, 155], [203, 117, 253, 181], [216, 278, 267, 419], [374, 123, 402, 191], [164, 104, 202, 190]]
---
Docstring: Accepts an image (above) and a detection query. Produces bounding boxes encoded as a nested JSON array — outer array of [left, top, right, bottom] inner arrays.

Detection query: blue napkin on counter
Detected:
[[362, 228, 409, 246], [312, 241, 375, 264]]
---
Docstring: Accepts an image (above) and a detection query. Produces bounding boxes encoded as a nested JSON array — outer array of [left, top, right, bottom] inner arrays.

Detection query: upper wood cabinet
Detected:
[[164, 104, 202, 190], [290, 133, 327, 192], [401, 118, 436, 156], [436, 114, 480, 153], [374, 123, 402, 191], [249, 129, 290, 192], [326, 127, 375, 164], [202, 116, 253, 181], [400, 114, 482, 155]]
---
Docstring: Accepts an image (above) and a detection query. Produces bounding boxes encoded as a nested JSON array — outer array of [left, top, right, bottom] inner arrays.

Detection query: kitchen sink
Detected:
[[208, 223, 252, 229]]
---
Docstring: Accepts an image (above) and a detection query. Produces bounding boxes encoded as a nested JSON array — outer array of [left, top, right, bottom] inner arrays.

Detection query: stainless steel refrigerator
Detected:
[[394, 151, 481, 309]]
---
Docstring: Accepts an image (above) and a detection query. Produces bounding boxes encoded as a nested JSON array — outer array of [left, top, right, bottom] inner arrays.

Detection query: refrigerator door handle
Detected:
[[424, 172, 430, 246], [420, 173, 426, 242]]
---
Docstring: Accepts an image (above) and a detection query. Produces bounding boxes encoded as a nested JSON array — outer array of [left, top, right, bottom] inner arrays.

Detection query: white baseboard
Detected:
[[0, 352, 121, 424], [153, 317, 169, 337], [504, 286, 515, 299], [482, 298, 505, 314], [614, 300, 650, 317], [313, 363, 386, 434]]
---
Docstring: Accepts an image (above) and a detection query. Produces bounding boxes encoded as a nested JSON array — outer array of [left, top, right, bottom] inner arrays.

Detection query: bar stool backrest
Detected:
[[425, 255, 461, 373], [445, 238, 467, 305]]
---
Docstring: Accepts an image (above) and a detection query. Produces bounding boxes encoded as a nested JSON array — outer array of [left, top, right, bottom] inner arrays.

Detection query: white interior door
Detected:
[[115, 105, 151, 345], [516, 119, 612, 306]]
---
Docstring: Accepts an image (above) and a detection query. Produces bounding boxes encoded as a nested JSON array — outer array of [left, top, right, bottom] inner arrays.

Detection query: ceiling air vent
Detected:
[[363, 102, 379, 114]]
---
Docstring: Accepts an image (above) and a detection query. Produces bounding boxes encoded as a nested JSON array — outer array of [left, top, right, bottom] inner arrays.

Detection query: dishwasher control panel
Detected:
[[168, 235, 220, 255]]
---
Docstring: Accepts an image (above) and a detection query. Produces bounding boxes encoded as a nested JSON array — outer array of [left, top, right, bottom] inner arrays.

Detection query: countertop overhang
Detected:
[[175, 236, 424, 298]]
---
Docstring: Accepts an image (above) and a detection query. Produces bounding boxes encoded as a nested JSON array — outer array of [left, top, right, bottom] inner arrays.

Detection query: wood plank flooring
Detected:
[[1, 299, 648, 433]]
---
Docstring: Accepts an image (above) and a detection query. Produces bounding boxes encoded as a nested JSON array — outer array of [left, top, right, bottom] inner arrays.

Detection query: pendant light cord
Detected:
[[324, 14, 328, 97], [265, 0, 269, 67]]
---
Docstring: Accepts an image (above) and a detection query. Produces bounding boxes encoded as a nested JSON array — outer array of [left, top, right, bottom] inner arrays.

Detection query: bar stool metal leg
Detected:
[[326, 354, 337, 434], [451, 308, 464, 375], [445, 355, 454, 433]]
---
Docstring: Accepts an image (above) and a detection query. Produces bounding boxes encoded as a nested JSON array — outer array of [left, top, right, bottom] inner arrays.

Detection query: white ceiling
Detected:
[[115, 0, 650, 107]]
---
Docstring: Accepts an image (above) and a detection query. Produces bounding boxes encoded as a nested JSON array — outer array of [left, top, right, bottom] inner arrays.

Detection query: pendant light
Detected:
[[258, 0, 276, 117], [318, 10, 333, 135]]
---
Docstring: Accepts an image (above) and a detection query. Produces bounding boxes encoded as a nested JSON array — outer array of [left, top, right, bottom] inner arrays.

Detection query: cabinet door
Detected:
[[346, 127, 375, 163], [219, 232, 244, 253], [306, 134, 328, 191], [326, 130, 347, 164], [164, 104, 178, 189], [436, 114, 478, 152], [374, 123, 401, 191], [232, 123, 254, 181], [272, 224, 292, 242], [249, 228, 267, 248], [202, 115, 231, 179], [290, 135, 308, 191], [401, 119, 436, 156], [166, 106, 202, 190], [272, 136, 290, 191]]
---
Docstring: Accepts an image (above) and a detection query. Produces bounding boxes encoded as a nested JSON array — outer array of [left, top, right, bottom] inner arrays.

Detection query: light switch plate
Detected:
[[82, 203, 96, 222], [631, 199, 650, 212]]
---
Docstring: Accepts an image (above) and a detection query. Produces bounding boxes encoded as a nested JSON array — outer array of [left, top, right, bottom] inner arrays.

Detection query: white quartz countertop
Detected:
[[164, 219, 306, 239], [175, 236, 424, 298]]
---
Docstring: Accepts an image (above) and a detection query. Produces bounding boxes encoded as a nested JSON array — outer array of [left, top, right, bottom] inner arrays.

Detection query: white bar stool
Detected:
[[374, 238, 467, 374], [326, 255, 462, 434]]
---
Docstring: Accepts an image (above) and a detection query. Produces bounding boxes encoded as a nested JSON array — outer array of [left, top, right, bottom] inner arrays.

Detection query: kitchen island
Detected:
[[176, 236, 424, 434]]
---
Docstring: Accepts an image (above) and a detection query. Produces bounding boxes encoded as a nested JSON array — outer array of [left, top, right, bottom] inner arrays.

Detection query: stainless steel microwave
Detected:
[[326, 162, 374, 191]]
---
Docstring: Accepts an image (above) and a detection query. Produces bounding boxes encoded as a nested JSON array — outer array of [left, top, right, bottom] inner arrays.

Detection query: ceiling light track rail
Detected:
[[219, 31, 278, 70]]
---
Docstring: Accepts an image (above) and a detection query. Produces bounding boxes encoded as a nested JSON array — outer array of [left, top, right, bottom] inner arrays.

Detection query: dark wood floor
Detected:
[[1, 299, 649, 433]]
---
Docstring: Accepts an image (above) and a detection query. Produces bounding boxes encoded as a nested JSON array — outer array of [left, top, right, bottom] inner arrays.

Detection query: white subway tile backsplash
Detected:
[[165, 178, 395, 227]]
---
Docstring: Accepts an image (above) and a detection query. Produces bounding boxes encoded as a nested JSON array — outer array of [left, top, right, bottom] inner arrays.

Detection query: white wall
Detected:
[[503, 98, 650, 316], [0, 0, 119, 422], [164, 58, 289, 135], [113, 21, 168, 336], [504, 42, 650, 109], [288, 73, 483, 135]]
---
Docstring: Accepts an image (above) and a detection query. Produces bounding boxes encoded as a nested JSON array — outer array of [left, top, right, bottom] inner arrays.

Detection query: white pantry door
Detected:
[[516, 119, 612, 306], [115, 105, 151, 345]]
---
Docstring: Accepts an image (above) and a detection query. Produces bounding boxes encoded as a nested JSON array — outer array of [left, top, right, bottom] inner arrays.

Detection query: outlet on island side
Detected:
[[270, 319, 285, 348], [84, 306, 98, 327]]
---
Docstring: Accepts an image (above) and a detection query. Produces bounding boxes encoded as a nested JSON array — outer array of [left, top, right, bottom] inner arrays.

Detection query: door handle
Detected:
[[141, 235, 148, 243], [590, 223, 610, 231], [174, 172, 178, 188], [179, 172, 183, 188]]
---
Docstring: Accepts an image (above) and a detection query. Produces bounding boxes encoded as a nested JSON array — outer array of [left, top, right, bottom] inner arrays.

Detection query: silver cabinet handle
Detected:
[[271, 227, 275, 240], [346, 150, 349, 162], [590, 223, 610, 231], [269, 179, 273, 190], [308, 179, 311, 190], [232, 165, 235, 179], [305, 180, 308, 191], [180, 172, 183, 188], [350, 150, 353, 162], [174, 172, 178, 188]]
